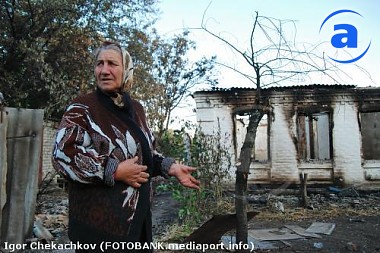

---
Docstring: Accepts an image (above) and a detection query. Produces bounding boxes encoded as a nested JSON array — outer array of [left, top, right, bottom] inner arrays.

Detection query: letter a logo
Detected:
[[331, 24, 357, 48], [319, 9, 371, 63]]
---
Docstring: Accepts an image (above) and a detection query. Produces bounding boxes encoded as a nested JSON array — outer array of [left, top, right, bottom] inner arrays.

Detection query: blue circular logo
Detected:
[[319, 9, 371, 64]]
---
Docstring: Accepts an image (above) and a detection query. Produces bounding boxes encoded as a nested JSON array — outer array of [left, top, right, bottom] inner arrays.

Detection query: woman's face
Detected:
[[95, 49, 123, 93]]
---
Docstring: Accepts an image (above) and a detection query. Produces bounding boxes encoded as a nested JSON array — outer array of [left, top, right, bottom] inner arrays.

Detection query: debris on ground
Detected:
[[23, 182, 380, 253], [184, 211, 259, 244]]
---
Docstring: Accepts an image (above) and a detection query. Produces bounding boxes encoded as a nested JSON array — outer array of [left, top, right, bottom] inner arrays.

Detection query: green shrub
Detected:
[[157, 120, 232, 229]]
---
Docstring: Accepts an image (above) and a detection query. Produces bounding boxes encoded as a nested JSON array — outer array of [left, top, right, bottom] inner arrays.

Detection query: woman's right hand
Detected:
[[113, 156, 149, 188]]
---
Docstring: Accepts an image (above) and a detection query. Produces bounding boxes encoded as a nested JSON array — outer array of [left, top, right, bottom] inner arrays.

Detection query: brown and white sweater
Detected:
[[52, 89, 173, 248]]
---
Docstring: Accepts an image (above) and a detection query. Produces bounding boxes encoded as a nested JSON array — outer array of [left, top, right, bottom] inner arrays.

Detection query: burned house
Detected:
[[193, 85, 380, 186]]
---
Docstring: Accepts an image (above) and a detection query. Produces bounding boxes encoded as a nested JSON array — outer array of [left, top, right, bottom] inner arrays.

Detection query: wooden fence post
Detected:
[[299, 172, 308, 208], [1, 107, 44, 245], [0, 109, 8, 240]]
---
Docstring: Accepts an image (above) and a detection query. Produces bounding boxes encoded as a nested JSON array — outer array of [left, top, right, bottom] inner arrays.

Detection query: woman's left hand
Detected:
[[168, 163, 200, 190]]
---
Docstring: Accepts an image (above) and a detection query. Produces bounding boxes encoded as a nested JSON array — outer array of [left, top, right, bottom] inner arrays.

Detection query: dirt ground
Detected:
[[250, 215, 380, 253], [26, 182, 380, 253], [241, 185, 380, 253]]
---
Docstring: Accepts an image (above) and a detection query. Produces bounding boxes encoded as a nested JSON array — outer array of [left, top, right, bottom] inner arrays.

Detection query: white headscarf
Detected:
[[94, 41, 134, 107], [94, 41, 134, 92], [120, 47, 134, 91]]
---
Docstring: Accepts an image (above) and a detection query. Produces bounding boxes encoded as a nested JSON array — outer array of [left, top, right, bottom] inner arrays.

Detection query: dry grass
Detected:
[[254, 205, 380, 222], [159, 192, 380, 245]]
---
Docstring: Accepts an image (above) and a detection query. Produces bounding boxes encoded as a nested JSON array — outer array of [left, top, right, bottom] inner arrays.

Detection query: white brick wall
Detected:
[[270, 105, 299, 182], [42, 121, 57, 179], [194, 88, 380, 186], [332, 101, 364, 184]]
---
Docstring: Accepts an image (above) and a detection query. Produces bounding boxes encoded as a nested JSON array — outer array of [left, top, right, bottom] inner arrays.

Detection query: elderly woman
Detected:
[[52, 41, 199, 252]]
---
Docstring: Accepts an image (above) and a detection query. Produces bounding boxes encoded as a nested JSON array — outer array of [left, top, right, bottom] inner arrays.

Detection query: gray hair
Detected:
[[94, 41, 134, 91]]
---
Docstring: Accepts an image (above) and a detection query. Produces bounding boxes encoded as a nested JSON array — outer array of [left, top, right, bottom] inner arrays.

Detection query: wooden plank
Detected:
[[24, 108, 44, 241], [1, 107, 44, 244], [0, 109, 8, 238]]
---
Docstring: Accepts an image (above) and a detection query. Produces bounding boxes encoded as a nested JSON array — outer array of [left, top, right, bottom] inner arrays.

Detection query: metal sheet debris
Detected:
[[305, 222, 336, 235], [284, 224, 322, 238], [248, 227, 305, 241], [221, 235, 279, 250]]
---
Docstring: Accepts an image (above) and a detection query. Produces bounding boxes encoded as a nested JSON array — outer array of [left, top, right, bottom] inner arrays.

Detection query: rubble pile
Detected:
[[33, 185, 69, 243], [28, 183, 380, 253], [245, 186, 380, 220]]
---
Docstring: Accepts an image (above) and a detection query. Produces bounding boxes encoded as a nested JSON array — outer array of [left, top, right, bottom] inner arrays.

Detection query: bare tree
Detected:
[[196, 7, 373, 250]]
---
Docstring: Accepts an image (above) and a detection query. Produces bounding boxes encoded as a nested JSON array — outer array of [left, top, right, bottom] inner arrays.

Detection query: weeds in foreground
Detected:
[[157, 121, 233, 240]]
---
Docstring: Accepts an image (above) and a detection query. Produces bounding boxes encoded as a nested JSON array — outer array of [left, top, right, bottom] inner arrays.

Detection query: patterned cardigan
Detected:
[[52, 89, 174, 248]]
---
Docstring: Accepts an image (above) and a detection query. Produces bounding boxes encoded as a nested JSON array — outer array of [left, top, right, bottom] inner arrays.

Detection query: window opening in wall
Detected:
[[235, 113, 268, 162], [297, 112, 331, 160], [360, 112, 380, 160]]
